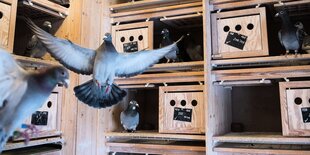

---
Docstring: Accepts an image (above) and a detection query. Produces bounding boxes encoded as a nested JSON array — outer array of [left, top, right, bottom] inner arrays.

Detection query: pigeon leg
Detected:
[[285, 50, 290, 57], [21, 124, 39, 139], [12, 130, 30, 145], [166, 59, 170, 63], [294, 50, 299, 57]]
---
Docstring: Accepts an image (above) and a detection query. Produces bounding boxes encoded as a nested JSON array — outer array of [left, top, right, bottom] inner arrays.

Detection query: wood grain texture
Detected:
[[112, 21, 153, 52], [54, 0, 82, 154], [159, 85, 205, 134], [0, 2, 11, 51], [214, 143, 310, 155], [279, 81, 310, 136], [211, 7, 268, 59], [213, 132, 310, 144]]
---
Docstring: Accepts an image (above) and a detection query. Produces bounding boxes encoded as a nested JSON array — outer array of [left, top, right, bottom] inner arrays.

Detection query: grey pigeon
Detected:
[[276, 8, 304, 55], [160, 28, 180, 63], [120, 100, 139, 132], [0, 48, 69, 153], [184, 32, 203, 61], [25, 21, 52, 58], [23, 17, 182, 109]]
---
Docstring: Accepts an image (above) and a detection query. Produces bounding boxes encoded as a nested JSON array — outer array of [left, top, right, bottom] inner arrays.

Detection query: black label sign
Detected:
[[31, 111, 48, 125], [225, 31, 248, 50], [173, 107, 192, 122], [123, 41, 138, 53], [301, 107, 310, 123]]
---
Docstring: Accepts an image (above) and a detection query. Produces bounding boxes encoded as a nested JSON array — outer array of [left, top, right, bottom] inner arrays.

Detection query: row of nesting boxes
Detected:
[[110, 7, 269, 58]]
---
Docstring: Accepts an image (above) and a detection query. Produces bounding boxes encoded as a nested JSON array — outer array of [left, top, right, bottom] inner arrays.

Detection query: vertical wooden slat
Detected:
[[54, 0, 82, 155], [75, 0, 104, 155]]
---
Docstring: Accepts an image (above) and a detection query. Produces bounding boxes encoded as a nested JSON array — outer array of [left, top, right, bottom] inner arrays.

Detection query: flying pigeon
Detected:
[[0, 48, 69, 153], [120, 100, 139, 132], [184, 32, 203, 61], [276, 8, 304, 55], [23, 17, 182, 109], [160, 28, 180, 63], [25, 21, 52, 58]]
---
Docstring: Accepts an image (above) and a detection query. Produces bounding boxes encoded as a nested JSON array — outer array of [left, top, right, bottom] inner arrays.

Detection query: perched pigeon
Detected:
[[0, 48, 69, 153], [120, 100, 139, 132], [24, 17, 182, 109], [25, 21, 52, 58], [160, 28, 180, 63], [184, 32, 203, 61], [276, 8, 303, 55], [295, 22, 310, 53]]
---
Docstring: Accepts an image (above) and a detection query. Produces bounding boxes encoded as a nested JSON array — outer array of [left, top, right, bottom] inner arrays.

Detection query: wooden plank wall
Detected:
[[54, 0, 114, 155]]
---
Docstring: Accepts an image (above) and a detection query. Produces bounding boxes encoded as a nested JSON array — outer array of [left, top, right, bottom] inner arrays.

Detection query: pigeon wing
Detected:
[[24, 17, 96, 75], [115, 37, 182, 77], [0, 49, 28, 149]]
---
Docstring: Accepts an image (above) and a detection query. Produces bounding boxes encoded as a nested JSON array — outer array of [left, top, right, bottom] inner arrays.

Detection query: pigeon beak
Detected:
[[275, 13, 279, 17], [62, 79, 70, 88]]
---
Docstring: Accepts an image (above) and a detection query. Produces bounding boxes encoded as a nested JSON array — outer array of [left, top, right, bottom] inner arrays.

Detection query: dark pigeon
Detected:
[[160, 28, 180, 63], [25, 21, 52, 58], [24, 17, 182, 109], [184, 32, 203, 61], [120, 100, 139, 132], [276, 8, 304, 55]]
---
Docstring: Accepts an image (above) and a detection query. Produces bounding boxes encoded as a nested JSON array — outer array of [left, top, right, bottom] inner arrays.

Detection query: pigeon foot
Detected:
[[13, 124, 39, 144]]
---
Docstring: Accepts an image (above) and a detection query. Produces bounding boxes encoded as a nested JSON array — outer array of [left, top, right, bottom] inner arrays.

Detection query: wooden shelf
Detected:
[[147, 61, 204, 72], [212, 54, 310, 69], [110, 1, 202, 23], [14, 54, 60, 68], [213, 132, 310, 145], [18, 0, 69, 19], [106, 139, 205, 154], [105, 131, 205, 141], [214, 143, 310, 155], [212, 65, 310, 82], [116, 61, 204, 86], [210, 0, 295, 11], [4, 137, 63, 151], [110, 0, 201, 12], [12, 130, 61, 142]]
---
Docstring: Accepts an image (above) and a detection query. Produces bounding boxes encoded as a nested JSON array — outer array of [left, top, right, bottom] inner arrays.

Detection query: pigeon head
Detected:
[[161, 28, 170, 37], [275, 8, 289, 18], [43, 21, 52, 29], [103, 33, 112, 42], [128, 100, 139, 111], [46, 66, 70, 88]]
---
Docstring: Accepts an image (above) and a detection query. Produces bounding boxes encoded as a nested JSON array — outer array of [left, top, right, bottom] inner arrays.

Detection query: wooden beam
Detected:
[[115, 71, 204, 85], [105, 131, 205, 141], [212, 0, 293, 10], [214, 143, 310, 155], [111, 2, 202, 18], [110, 0, 201, 11], [111, 6, 203, 23], [213, 132, 310, 144]]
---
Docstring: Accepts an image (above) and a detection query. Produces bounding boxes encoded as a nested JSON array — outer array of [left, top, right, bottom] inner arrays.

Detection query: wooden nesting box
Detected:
[[21, 87, 62, 135], [0, 2, 11, 50], [211, 7, 268, 59], [159, 85, 205, 134], [279, 81, 310, 136], [112, 21, 153, 53]]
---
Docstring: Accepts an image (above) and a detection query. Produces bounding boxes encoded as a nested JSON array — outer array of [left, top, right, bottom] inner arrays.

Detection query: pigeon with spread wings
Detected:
[[24, 17, 182, 109], [0, 48, 69, 153]]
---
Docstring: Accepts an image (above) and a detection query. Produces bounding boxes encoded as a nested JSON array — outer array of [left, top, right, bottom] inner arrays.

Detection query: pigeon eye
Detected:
[[61, 72, 65, 75], [280, 11, 284, 14]]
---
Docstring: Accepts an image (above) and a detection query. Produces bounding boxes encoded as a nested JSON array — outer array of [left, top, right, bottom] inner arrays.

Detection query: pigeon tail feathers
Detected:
[[74, 80, 126, 108]]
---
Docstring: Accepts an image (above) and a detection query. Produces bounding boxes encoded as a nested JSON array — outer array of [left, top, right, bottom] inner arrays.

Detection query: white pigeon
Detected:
[[0, 48, 69, 153], [23, 17, 183, 109]]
